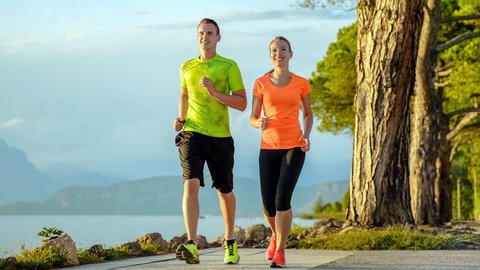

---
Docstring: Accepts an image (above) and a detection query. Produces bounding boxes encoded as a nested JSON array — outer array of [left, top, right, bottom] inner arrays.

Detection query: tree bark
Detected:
[[436, 102, 452, 223], [347, 0, 421, 227], [409, 0, 441, 225]]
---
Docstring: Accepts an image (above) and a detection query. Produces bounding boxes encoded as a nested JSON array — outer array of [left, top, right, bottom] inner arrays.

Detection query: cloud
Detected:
[[136, 8, 355, 33], [0, 118, 24, 129], [3, 37, 47, 55]]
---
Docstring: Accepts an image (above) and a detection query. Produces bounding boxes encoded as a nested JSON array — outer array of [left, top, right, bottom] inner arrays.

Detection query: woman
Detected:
[[249, 36, 313, 268]]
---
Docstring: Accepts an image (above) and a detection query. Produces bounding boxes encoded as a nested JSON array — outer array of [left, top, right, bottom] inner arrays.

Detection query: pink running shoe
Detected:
[[266, 235, 276, 260], [270, 250, 285, 268]]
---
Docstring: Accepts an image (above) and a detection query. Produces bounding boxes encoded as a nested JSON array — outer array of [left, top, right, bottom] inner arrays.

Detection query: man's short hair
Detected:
[[198, 18, 220, 35]]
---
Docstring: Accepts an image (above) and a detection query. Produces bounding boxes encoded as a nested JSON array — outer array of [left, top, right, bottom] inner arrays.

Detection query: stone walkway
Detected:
[[68, 248, 480, 270]]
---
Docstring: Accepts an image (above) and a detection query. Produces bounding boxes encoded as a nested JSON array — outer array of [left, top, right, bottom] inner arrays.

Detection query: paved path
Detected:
[[69, 248, 480, 270]]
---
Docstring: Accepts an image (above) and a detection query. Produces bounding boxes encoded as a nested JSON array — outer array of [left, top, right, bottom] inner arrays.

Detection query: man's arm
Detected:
[[173, 87, 188, 132], [200, 77, 247, 111]]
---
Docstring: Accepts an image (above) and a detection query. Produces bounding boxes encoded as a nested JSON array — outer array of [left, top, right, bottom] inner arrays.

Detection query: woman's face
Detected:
[[269, 39, 292, 66]]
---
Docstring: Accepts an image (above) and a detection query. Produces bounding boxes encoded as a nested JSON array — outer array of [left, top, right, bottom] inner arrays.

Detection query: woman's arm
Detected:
[[249, 95, 268, 129]]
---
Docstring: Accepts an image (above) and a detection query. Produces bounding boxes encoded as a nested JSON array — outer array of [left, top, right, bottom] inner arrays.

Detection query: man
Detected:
[[173, 18, 247, 265]]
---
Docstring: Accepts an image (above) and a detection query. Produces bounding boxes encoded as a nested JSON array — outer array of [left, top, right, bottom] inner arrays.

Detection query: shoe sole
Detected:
[[270, 262, 286, 268], [176, 245, 199, 264], [225, 256, 240, 265]]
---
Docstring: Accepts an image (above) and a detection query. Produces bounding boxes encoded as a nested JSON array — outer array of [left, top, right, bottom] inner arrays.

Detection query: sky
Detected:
[[0, 0, 356, 185]]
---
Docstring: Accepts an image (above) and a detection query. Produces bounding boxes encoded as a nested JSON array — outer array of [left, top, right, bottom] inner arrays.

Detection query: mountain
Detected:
[[0, 176, 348, 215], [43, 163, 123, 187], [0, 139, 126, 204], [0, 139, 56, 204]]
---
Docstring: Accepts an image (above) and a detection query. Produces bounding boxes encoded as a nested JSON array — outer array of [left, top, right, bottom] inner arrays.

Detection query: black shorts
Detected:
[[175, 131, 235, 194]]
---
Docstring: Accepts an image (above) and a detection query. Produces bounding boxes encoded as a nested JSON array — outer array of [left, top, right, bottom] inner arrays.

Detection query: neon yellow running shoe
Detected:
[[175, 242, 200, 264], [224, 239, 239, 264]]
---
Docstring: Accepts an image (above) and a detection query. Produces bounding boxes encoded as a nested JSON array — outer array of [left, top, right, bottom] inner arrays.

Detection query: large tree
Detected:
[[410, 0, 480, 224], [307, 0, 480, 225], [346, 0, 423, 227]]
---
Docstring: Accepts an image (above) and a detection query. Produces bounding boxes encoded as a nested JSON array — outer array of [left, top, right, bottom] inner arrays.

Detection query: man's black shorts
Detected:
[[175, 131, 234, 194]]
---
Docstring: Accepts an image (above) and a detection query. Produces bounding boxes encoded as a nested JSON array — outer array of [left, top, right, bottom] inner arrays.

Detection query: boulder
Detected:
[[137, 233, 169, 252], [120, 241, 143, 256], [41, 233, 80, 266], [0, 257, 17, 270]]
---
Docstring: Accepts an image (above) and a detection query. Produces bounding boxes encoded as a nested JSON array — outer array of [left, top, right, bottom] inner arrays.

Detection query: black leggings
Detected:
[[259, 147, 306, 217]]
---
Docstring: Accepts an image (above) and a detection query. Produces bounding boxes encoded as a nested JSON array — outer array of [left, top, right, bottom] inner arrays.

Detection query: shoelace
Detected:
[[225, 243, 235, 256]]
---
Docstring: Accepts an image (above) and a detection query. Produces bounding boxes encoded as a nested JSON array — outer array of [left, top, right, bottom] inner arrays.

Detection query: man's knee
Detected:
[[184, 178, 201, 195]]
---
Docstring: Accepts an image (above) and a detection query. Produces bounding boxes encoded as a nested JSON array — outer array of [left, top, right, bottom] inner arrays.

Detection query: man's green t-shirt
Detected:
[[180, 54, 244, 137]]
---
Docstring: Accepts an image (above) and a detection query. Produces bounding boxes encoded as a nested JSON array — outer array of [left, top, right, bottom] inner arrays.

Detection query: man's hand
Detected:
[[173, 117, 185, 132], [199, 76, 216, 97]]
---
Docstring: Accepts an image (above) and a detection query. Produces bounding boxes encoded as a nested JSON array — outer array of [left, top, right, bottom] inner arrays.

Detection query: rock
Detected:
[[196, 235, 209, 249], [245, 224, 271, 242], [137, 233, 169, 252], [211, 225, 245, 247], [120, 241, 143, 256], [88, 244, 104, 256], [242, 224, 271, 247], [168, 233, 209, 251], [41, 233, 80, 266], [0, 257, 17, 270], [454, 240, 480, 250], [169, 233, 188, 251]]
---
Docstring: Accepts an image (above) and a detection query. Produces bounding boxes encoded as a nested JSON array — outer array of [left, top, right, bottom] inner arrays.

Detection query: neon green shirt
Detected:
[[180, 54, 244, 137]]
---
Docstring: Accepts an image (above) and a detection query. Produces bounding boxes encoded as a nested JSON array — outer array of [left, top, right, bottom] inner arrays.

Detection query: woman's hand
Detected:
[[299, 134, 310, 152], [257, 116, 269, 130]]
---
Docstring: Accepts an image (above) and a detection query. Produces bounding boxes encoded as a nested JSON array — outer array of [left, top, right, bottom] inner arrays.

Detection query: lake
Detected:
[[0, 215, 315, 257]]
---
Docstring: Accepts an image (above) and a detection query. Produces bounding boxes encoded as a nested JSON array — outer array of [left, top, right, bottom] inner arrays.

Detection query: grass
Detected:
[[15, 245, 67, 270], [294, 227, 458, 250], [15, 241, 167, 269], [299, 212, 346, 221]]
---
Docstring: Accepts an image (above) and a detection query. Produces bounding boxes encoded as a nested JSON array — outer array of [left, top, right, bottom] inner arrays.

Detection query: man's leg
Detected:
[[218, 190, 240, 264], [182, 178, 201, 241], [217, 190, 236, 239], [176, 178, 201, 264]]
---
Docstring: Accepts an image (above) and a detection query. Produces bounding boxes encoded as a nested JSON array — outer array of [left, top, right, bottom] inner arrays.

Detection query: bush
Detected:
[[15, 245, 67, 270]]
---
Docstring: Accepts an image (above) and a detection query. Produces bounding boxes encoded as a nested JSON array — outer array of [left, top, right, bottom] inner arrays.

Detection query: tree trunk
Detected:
[[437, 95, 452, 222], [409, 0, 441, 225], [347, 0, 421, 227]]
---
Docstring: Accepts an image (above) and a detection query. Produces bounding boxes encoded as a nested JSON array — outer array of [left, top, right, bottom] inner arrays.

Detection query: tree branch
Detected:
[[436, 32, 480, 52], [436, 69, 453, 77], [434, 81, 451, 88], [447, 112, 480, 141], [441, 14, 480, 23], [447, 107, 480, 118]]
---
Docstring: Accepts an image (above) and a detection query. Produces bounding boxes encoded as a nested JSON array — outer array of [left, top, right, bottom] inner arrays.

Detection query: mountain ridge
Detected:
[[0, 175, 349, 216]]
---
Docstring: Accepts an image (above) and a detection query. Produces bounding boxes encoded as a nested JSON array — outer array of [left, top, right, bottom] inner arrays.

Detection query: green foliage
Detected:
[[313, 191, 349, 214], [451, 140, 479, 220], [341, 189, 350, 212], [310, 22, 357, 134], [140, 240, 165, 256], [290, 224, 307, 238], [77, 249, 104, 264], [15, 245, 67, 270], [102, 247, 129, 261], [37, 227, 64, 243], [297, 227, 456, 250]]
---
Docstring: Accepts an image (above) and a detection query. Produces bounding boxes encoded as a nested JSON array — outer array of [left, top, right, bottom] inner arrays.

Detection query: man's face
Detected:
[[197, 23, 220, 49]]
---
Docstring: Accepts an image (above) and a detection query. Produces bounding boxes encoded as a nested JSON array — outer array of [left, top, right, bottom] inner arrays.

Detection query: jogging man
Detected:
[[173, 18, 247, 265]]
